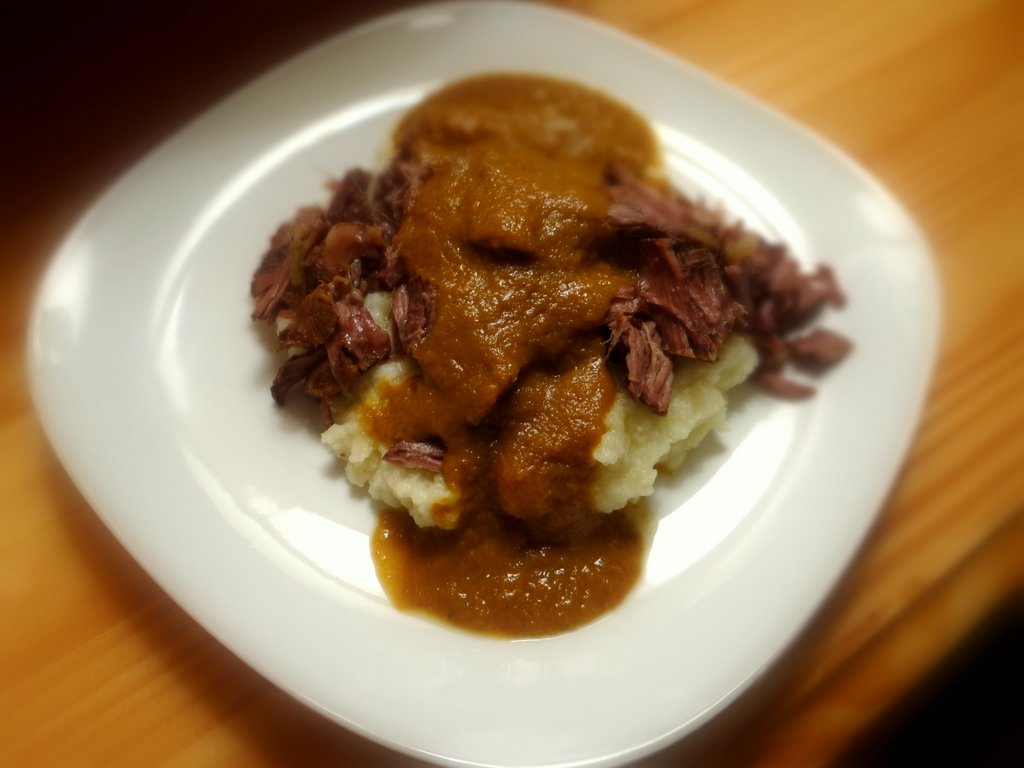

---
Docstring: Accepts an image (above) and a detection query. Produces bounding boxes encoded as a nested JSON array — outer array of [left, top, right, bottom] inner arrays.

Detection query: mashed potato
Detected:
[[322, 358, 456, 527], [592, 335, 755, 511], [323, 332, 755, 527]]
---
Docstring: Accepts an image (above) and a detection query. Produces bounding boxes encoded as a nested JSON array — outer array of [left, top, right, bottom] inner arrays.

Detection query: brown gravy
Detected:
[[367, 75, 658, 635], [372, 507, 643, 637]]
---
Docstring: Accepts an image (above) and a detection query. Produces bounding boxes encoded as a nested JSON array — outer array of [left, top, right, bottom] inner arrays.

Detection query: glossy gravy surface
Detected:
[[368, 75, 657, 636]]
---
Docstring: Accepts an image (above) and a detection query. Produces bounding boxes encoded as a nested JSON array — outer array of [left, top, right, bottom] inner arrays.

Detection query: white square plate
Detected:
[[28, 2, 939, 766]]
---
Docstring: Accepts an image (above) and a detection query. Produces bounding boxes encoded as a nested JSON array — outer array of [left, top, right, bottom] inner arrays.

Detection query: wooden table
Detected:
[[3, 1, 1022, 765]]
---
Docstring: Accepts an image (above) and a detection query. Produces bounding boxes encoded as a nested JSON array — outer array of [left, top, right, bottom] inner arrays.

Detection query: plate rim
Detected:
[[27, 3, 941, 767]]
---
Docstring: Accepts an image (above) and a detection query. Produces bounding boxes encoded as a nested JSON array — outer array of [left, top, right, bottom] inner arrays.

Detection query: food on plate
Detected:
[[250, 74, 850, 636]]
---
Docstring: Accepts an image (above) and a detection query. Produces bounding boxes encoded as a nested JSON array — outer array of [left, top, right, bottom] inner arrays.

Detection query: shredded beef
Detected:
[[755, 369, 817, 399], [633, 238, 743, 361], [253, 163, 427, 410], [277, 282, 338, 349], [270, 347, 326, 405], [250, 207, 327, 321], [603, 169, 742, 414], [723, 242, 849, 396], [604, 166, 850, 408], [606, 163, 724, 245], [603, 187, 743, 410], [383, 440, 445, 473], [375, 154, 430, 226], [326, 170, 381, 229], [326, 156, 430, 241], [606, 164, 694, 237], [605, 286, 642, 353], [392, 276, 437, 354], [377, 244, 407, 289], [256, 154, 848, 422], [305, 221, 387, 293], [269, 282, 391, 401], [304, 358, 347, 403], [619, 318, 674, 415], [331, 296, 392, 372], [250, 246, 290, 322], [269, 292, 392, 408], [788, 328, 853, 365]]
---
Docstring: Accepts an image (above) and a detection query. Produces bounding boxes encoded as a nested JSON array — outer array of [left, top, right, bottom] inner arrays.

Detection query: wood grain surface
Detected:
[[3, 1, 1022, 766]]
